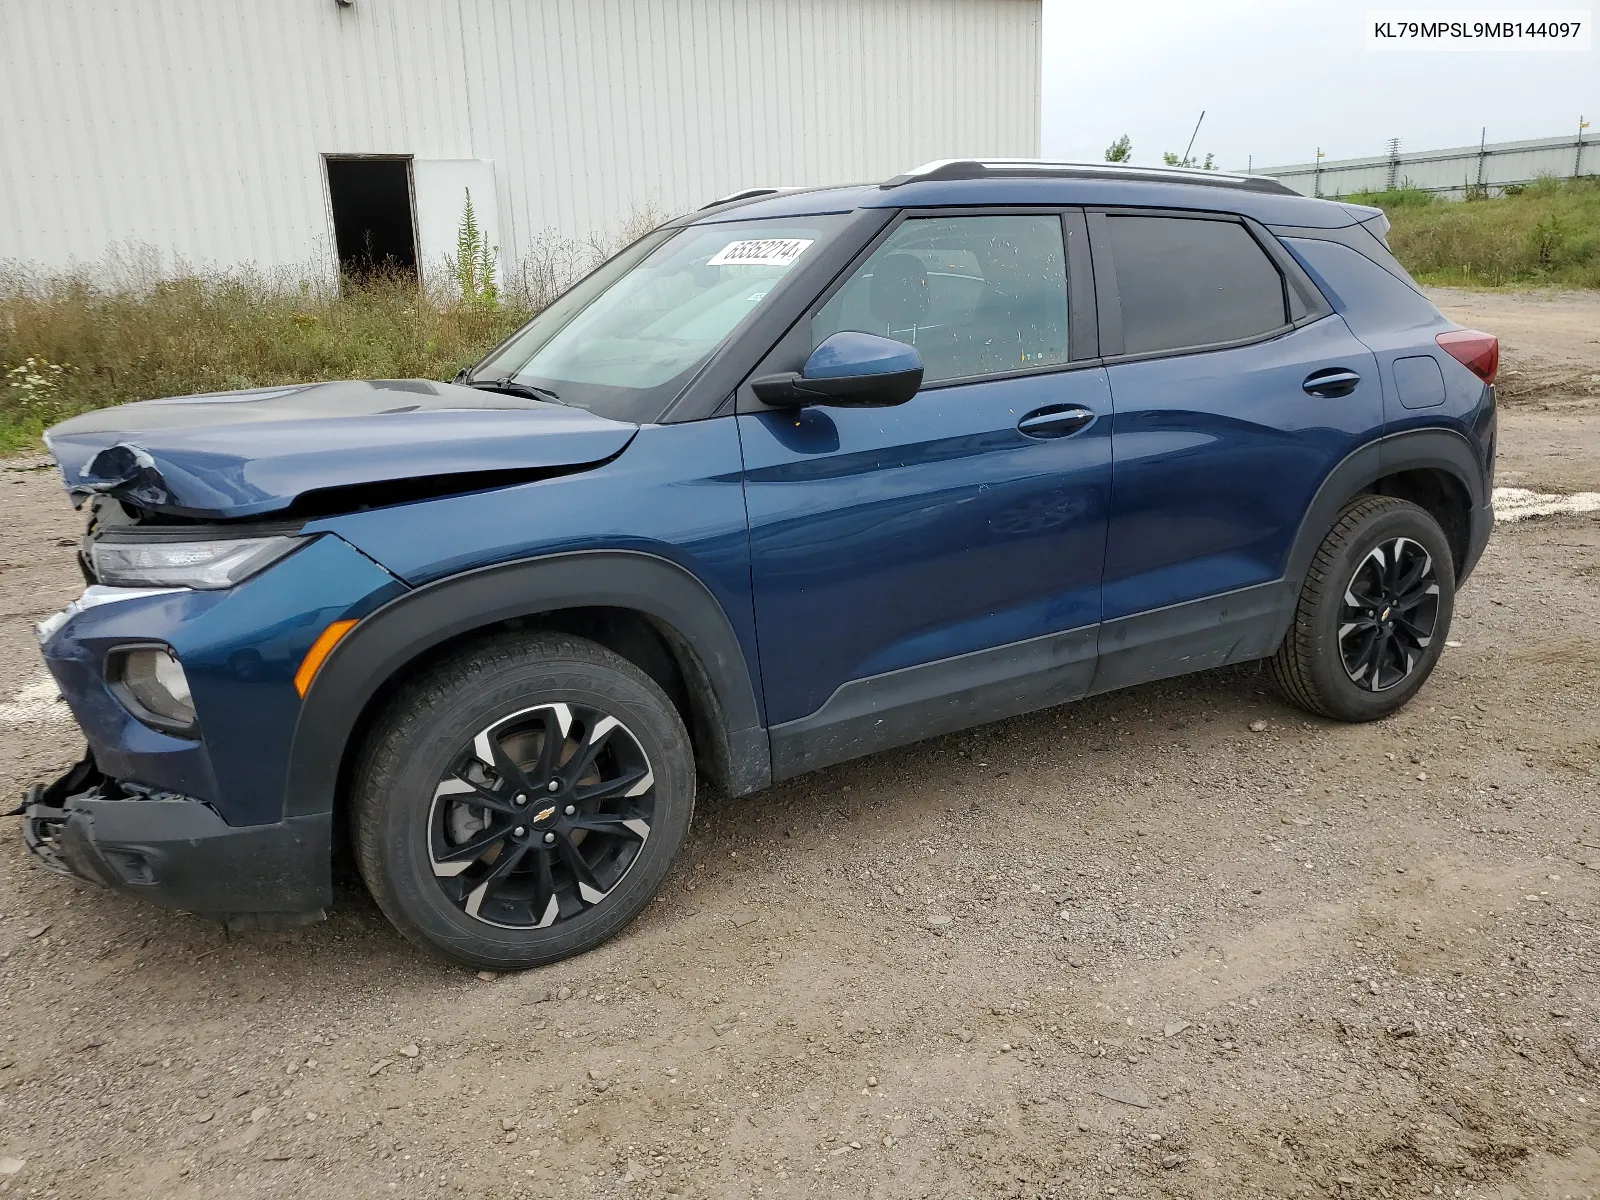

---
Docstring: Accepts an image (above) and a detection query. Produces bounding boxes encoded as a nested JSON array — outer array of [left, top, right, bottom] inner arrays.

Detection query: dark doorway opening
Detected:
[[325, 156, 418, 281]]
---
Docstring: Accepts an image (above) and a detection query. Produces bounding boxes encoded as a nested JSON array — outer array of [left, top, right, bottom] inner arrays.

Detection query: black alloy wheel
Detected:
[[353, 632, 695, 970], [429, 702, 656, 929], [1336, 536, 1441, 692], [1269, 495, 1457, 722]]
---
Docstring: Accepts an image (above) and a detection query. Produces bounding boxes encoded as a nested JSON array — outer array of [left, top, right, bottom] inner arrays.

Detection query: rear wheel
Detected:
[[1269, 496, 1456, 722], [352, 633, 694, 969]]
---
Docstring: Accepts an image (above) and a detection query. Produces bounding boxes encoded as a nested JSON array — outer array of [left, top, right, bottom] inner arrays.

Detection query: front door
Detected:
[[736, 211, 1113, 778]]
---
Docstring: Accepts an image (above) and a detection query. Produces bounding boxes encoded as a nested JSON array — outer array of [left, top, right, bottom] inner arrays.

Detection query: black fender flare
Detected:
[[282, 550, 771, 818], [1284, 426, 1489, 597]]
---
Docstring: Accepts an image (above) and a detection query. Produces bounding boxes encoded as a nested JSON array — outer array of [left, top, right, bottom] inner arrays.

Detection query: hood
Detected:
[[45, 379, 639, 520]]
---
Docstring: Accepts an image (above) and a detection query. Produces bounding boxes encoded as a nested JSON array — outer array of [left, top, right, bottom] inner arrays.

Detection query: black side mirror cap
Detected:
[[752, 332, 924, 408], [751, 372, 818, 407], [751, 369, 923, 408]]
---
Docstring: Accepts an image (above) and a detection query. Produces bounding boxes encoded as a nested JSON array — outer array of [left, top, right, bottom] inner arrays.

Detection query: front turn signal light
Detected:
[[294, 619, 358, 697]]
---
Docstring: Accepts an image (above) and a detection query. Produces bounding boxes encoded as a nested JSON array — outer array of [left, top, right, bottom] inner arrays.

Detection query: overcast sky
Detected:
[[1042, 0, 1598, 169]]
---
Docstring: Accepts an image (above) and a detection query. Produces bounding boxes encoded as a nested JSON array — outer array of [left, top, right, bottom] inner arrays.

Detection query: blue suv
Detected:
[[22, 161, 1499, 968]]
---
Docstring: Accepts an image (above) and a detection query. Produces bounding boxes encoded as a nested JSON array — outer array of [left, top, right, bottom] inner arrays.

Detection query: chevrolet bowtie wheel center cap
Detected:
[[426, 703, 656, 929]]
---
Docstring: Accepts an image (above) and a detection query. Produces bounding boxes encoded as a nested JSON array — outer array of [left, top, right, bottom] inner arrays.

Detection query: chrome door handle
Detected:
[[1303, 368, 1362, 398], [1017, 405, 1095, 439]]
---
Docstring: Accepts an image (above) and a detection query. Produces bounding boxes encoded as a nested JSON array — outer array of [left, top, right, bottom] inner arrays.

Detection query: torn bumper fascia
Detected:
[[21, 754, 332, 918]]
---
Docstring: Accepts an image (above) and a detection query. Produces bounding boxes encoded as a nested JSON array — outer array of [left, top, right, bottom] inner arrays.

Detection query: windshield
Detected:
[[472, 215, 846, 422]]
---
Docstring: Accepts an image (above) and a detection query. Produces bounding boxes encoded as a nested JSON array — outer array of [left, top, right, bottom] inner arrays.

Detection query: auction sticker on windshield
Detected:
[[708, 238, 814, 267]]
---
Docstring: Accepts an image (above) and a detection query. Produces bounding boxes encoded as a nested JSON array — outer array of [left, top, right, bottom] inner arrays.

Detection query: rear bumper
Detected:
[[21, 755, 330, 919], [1462, 498, 1493, 583]]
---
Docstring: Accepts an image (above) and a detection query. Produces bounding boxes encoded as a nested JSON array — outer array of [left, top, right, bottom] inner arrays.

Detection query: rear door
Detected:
[[736, 209, 1113, 778], [1088, 209, 1382, 689]]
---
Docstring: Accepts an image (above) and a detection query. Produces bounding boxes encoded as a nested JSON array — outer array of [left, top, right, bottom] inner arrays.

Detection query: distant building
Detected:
[[0, 0, 1042, 285], [1258, 132, 1595, 200]]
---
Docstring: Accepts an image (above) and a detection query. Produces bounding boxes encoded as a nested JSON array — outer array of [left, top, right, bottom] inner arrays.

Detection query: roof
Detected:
[[881, 158, 1298, 195], [690, 160, 1368, 229]]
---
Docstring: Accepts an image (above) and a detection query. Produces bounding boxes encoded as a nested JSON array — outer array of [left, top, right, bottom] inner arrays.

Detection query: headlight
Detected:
[[108, 645, 196, 735], [90, 535, 302, 589]]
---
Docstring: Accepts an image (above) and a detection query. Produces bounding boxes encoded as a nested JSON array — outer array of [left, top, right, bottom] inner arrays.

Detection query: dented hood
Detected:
[[44, 379, 639, 519]]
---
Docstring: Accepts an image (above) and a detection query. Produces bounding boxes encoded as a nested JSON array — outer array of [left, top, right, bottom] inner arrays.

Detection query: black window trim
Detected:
[[1086, 205, 1332, 367], [736, 204, 1100, 412]]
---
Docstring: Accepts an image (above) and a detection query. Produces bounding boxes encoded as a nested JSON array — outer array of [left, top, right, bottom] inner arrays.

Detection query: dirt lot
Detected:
[[0, 289, 1596, 1200], [1430, 288, 1600, 493]]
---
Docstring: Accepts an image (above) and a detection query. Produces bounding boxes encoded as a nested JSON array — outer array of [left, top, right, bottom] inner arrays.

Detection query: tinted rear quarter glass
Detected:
[[1281, 237, 1443, 338], [1107, 216, 1287, 355]]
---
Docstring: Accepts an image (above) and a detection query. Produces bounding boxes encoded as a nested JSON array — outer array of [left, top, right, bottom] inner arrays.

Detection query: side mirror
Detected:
[[751, 332, 923, 408]]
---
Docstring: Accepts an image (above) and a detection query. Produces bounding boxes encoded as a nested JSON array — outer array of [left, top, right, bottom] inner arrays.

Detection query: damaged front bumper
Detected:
[[17, 533, 404, 926], [21, 754, 330, 923]]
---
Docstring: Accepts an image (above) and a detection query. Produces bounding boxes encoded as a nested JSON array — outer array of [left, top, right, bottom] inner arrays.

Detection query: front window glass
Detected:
[[812, 215, 1070, 384], [474, 216, 844, 422]]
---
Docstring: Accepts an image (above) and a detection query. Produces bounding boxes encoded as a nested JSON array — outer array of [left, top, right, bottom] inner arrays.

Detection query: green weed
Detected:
[[0, 268, 532, 454], [1350, 176, 1600, 288]]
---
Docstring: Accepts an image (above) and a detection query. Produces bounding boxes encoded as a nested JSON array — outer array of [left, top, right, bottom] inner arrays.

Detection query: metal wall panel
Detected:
[[0, 0, 475, 278], [459, 0, 1041, 274], [0, 0, 1040, 281]]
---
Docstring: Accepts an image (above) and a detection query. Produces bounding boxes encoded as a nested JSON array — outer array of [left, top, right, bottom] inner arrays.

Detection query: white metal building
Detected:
[[0, 0, 1042, 286], [1259, 132, 1596, 201]]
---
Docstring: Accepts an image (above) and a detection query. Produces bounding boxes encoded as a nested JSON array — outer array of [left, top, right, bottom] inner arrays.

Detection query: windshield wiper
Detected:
[[461, 376, 563, 404]]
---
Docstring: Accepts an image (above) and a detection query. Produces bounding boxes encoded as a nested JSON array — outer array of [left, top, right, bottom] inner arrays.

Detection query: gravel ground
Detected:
[[0, 289, 1595, 1200]]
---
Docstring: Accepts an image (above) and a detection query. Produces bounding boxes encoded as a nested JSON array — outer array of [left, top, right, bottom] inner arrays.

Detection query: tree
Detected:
[[1162, 150, 1216, 170], [1104, 134, 1132, 163]]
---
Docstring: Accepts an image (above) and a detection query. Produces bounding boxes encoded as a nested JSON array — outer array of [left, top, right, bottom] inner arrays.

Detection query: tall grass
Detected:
[[0, 204, 674, 454], [0, 269, 531, 454], [1346, 175, 1600, 288]]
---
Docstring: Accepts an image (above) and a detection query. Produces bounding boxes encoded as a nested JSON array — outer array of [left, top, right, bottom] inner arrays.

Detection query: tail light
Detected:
[[1436, 329, 1498, 385]]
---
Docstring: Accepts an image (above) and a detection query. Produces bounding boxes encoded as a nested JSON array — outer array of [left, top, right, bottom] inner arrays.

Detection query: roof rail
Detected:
[[699, 186, 808, 210], [880, 159, 1299, 197]]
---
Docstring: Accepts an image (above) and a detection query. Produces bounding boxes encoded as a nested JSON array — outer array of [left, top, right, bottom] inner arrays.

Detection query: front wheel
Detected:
[[352, 633, 695, 970], [1269, 495, 1456, 722]]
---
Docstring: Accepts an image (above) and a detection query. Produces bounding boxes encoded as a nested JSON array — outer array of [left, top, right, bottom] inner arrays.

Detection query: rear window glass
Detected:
[[1107, 216, 1287, 355]]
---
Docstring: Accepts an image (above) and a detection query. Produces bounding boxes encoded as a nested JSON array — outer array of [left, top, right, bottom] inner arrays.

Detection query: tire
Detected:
[[351, 632, 695, 970], [1269, 495, 1456, 722]]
